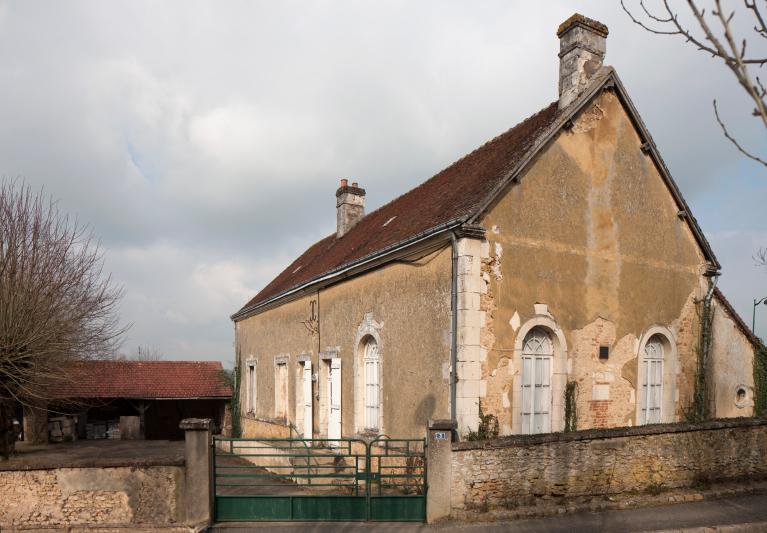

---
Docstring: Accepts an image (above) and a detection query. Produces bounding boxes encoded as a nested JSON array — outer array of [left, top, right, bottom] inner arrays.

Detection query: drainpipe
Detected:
[[700, 269, 719, 418], [449, 232, 458, 427], [702, 270, 718, 366]]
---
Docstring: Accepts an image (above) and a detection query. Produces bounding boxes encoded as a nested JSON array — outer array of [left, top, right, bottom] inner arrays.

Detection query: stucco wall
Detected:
[[0, 465, 185, 530], [237, 246, 452, 439], [711, 296, 756, 418], [235, 87, 753, 441], [478, 89, 713, 433], [451, 419, 767, 514]]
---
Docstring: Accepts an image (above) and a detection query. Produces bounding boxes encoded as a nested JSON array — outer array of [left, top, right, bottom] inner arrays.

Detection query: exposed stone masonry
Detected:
[[558, 14, 608, 109], [0, 465, 184, 530], [451, 419, 767, 514]]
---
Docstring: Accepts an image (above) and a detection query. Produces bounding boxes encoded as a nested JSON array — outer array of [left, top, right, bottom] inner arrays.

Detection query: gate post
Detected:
[[180, 418, 213, 527], [426, 419, 456, 523]]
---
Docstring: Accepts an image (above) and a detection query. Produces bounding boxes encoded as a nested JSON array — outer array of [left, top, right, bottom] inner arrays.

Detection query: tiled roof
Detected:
[[55, 360, 232, 399], [238, 101, 560, 313]]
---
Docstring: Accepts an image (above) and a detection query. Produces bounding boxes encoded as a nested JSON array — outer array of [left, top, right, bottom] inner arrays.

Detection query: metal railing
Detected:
[[212, 435, 426, 521]]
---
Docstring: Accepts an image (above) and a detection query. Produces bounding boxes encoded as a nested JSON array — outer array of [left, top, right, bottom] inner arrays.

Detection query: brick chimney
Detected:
[[557, 14, 609, 109], [336, 179, 365, 238]]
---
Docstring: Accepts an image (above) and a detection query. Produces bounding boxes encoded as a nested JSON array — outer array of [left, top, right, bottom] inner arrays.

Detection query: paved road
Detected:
[[211, 492, 767, 532]]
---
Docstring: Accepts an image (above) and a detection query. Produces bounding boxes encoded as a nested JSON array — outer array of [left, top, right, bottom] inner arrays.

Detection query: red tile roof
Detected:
[[55, 360, 232, 399], [238, 101, 560, 314]]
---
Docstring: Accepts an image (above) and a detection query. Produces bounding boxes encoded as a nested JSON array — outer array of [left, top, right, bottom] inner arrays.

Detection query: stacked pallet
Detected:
[[106, 420, 121, 440]]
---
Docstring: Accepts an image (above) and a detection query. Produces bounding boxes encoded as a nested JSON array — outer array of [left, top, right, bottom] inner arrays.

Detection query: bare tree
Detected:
[[134, 345, 163, 361], [622, 0, 767, 167], [0, 180, 125, 457], [757, 247, 767, 269]]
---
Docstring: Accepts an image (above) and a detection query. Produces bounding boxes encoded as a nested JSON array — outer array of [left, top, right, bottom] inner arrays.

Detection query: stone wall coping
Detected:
[[452, 417, 767, 451], [429, 419, 458, 430], [179, 418, 212, 430]]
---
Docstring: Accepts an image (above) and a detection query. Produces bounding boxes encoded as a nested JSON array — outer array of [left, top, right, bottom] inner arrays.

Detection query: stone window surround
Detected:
[[511, 312, 568, 435], [295, 353, 313, 439], [353, 313, 384, 435], [245, 357, 257, 415], [635, 326, 678, 425], [734, 383, 754, 409], [274, 354, 290, 420]]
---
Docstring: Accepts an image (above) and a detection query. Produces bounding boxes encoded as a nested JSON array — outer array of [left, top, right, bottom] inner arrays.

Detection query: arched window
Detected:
[[640, 335, 664, 424], [363, 337, 380, 430], [521, 327, 553, 434]]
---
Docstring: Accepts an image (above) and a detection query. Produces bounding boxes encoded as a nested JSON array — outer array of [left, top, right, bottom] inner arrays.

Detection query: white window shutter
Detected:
[[303, 361, 312, 439], [328, 358, 342, 441]]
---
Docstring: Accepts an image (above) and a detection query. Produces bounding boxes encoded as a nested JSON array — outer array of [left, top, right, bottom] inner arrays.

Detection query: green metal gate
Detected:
[[213, 436, 426, 522]]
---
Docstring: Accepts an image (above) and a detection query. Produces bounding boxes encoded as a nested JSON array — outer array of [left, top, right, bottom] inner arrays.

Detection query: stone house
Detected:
[[233, 14, 757, 440]]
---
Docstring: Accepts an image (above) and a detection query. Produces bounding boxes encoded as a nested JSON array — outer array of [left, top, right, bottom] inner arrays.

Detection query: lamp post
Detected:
[[754, 296, 767, 338]]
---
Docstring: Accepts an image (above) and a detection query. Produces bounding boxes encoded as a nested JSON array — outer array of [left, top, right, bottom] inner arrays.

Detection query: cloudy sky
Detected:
[[0, 1, 764, 364]]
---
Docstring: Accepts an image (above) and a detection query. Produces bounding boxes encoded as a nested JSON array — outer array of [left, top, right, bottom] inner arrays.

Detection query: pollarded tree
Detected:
[[0, 180, 125, 457]]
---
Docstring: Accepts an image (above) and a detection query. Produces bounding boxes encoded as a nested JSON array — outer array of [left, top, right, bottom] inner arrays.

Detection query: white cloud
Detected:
[[0, 1, 764, 360]]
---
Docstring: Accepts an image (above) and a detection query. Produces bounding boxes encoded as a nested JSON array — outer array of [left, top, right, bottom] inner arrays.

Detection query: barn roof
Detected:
[[55, 360, 232, 399]]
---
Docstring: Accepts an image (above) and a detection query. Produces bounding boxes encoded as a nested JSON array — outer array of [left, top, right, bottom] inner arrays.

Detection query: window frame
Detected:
[[520, 327, 554, 435], [363, 337, 380, 431], [246, 359, 257, 415], [640, 336, 664, 425]]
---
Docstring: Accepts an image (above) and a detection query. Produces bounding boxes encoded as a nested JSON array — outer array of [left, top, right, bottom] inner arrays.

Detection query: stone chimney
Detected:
[[557, 14, 609, 109], [336, 179, 365, 238]]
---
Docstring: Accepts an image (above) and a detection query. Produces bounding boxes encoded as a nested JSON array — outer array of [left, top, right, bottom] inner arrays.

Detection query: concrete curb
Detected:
[[653, 521, 767, 532]]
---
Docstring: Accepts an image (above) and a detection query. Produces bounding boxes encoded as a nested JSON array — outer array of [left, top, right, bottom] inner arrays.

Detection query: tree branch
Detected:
[[714, 99, 767, 166], [623, 0, 767, 168]]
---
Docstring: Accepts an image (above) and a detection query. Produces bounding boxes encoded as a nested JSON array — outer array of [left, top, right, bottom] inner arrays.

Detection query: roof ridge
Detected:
[[236, 100, 561, 316], [347, 101, 560, 230], [432, 102, 559, 180], [286, 103, 560, 249], [237, 66, 721, 320]]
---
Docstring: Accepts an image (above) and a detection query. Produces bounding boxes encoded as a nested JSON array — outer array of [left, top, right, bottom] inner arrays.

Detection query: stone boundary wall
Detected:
[[451, 418, 767, 514], [1, 419, 212, 531], [0, 464, 186, 530]]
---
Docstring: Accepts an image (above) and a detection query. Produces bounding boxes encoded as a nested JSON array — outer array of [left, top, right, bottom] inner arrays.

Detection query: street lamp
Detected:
[[754, 296, 767, 338]]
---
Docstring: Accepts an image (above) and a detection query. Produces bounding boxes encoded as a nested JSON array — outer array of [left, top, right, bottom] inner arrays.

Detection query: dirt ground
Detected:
[[0, 439, 185, 470]]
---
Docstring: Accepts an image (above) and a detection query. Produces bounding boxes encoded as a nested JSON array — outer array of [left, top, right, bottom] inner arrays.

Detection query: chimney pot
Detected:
[[335, 180, 366, 238], [557, 14, 608, 109]]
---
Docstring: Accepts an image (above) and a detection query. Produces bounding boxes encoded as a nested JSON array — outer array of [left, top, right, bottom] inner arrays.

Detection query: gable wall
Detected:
[[478, 89, 712, 433], [710, 296, 756, 418], [236, 246, 453, 439]]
